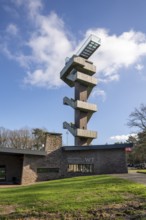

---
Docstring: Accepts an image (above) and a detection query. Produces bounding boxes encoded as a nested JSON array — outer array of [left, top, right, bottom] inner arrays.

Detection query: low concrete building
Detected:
[[0, 132, 132, 185]]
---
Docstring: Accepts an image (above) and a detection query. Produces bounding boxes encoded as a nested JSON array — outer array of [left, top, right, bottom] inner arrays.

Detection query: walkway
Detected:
[[111, 171, 146, 185]]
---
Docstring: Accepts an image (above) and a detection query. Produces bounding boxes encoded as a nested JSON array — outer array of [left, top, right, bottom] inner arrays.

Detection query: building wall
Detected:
[[21, 133, 127, 184], [21, 133, 63, 184], [61, 148, 127, 177], [0, 154, 23, 183], [96, 149, 127, 174], [0, 134, 128, 185], [21, 155, 43, 184]]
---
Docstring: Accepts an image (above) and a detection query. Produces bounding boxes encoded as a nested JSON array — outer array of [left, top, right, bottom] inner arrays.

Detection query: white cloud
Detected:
[[2, 1, 146, 88], [19, 26, 146, 87], [6, 24, 18, 35], [84, 28, 146, 83], [110, 133, 137, 142], [91, 88, 106, 101], [24, 11, 74, 87], [24, 0, 43, 18], [135, 64, 144, 71], [12, 0, 42, 14], [2, 1, 74, 88]]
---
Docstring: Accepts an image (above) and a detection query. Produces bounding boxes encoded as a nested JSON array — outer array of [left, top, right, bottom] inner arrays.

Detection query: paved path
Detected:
[[111, 171, 146, 185]]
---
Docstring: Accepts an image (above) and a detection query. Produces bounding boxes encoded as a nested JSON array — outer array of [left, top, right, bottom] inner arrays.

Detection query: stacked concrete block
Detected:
[[60, 55, 98, 146]]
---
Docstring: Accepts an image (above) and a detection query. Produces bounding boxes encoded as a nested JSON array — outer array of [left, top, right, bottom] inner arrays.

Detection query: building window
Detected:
[[0, 166, 6, 181], [68, 164, 93, 173], [37, 168, 59, 173]]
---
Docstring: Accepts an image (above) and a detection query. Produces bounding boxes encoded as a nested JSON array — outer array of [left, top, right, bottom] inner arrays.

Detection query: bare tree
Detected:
[[8, 128, 34, 149], [0, 127, 10, 147], [127, 104, 146, 131], [127, 104, 146, 164], [0, 127, 46, 150]]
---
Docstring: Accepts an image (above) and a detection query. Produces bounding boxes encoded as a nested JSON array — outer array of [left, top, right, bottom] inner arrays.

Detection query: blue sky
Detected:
[[0, 0, 146, 145]]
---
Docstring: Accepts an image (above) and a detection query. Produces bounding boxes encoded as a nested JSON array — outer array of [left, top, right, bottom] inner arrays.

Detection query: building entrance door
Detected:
[[0, 166, 6, 182]]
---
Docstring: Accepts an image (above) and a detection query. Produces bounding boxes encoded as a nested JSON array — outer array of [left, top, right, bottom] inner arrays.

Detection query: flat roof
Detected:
[[62, 143, 133, 151], [0, 147, 47, 156], [46, 132, 62, 136]]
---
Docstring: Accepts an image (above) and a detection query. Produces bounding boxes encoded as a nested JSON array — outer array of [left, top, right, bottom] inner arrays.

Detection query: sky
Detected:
[[0, 0, 146, 146]]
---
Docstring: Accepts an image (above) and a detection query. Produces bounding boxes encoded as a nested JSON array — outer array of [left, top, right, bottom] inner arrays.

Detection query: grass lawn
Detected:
[[137, 170, 146, 174], [0, 175, 146, 219], [129, 169, 146, 174]]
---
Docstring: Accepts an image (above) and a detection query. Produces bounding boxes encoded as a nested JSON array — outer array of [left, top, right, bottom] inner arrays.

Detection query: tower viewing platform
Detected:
[[60, 35, 101, 146]]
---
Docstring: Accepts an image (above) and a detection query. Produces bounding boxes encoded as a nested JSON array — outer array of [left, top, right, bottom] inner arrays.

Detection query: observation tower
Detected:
[[60, 35, 101, 146]]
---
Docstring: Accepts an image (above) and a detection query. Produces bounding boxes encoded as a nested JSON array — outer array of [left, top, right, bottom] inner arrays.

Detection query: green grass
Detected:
[[128, 169, 146, 174], [137, 170, 146, 174], [0, 175, 146, 219]]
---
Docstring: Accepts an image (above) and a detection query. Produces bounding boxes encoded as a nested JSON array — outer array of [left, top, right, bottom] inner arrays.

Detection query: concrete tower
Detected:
[[60, 35, 101, 146]]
